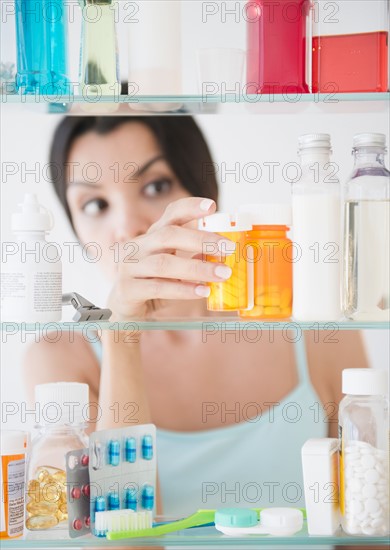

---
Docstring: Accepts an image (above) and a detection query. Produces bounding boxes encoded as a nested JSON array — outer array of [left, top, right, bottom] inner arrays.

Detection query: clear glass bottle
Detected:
[[26, 383, 89, 538], [339, 369, 389, 536], [15, 0, 69, 94], [343, 133, 390, 321], [79, 0, 120, 110], [292, 134, 342, 321]]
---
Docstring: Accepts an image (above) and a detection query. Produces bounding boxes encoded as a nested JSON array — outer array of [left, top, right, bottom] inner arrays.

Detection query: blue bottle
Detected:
[[15, 0, 70, 94]]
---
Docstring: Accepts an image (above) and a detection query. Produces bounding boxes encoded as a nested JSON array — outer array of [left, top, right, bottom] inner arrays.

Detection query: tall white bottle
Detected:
[[0, 194, 62, 322], [292, 134, 341, 321], [128, 0, 181, 96]]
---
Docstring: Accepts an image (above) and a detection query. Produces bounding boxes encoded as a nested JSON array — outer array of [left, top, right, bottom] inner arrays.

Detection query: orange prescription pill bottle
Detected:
[[239, 204, 292, 319], [199, 213, 253, 311], [0, 431, 29, 539]]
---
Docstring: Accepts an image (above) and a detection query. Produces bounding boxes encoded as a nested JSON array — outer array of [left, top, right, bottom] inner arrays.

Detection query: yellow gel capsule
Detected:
[[52, 470, 66, 484], [263, 292, 281, 307], [26, 515, 59, 530], [27, 501, 58, 515], [60, 492, 67, 504], [59, 502, 67, 514], [56, 509, 68, 523], [264, 306, 281, 316], [36, 469, 50, 483]]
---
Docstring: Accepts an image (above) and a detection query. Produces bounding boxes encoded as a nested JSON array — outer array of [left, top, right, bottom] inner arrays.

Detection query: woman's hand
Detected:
[[108, 197, 233, 320]]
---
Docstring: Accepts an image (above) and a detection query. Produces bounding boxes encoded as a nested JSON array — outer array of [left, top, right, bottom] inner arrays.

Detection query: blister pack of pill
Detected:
[[88, 424, 156, 537], [65, 448, 91, 538]]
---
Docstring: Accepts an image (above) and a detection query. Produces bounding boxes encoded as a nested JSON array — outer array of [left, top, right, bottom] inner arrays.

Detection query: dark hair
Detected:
[[49, 116, 218, 228]]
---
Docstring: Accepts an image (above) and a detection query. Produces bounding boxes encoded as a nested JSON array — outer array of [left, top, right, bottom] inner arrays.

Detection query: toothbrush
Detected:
[[103, 509, 216, 540]]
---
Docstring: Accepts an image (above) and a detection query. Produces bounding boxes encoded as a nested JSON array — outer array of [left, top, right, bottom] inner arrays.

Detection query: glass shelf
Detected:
[[1, 92, 389, 115], [2, 524, 389, 548], [1, 319, 389, 332]]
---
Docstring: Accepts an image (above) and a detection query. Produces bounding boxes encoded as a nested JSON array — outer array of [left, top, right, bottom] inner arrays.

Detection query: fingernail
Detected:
[[215, 265, 232, 279], [217, 238, 236, 254], [195, 285, 211, 297], [200, 198, 214, 212]]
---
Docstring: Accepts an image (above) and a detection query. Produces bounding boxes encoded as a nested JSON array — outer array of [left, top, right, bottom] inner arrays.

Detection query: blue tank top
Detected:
[[90, 336, 327, 515]]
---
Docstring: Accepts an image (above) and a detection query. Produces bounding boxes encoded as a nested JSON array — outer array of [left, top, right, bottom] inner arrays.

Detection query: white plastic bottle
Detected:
[[0, 194, 62, 322], [339, 369, 389, 536], [128, 0, 181, 97], [292, 134, 341, 321]]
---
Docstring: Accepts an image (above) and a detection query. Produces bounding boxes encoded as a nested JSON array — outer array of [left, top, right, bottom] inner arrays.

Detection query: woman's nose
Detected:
[[113, 203, 149, 242]]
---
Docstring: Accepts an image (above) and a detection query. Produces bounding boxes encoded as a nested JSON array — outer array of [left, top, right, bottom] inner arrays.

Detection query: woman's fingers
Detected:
[[134, 225, 234, 259], [147, 196, 216, 232], [118, 277, 213, 307], [128, 254, 233, 283]]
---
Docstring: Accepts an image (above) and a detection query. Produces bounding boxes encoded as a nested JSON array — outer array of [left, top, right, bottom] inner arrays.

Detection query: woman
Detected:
[[24, 116, 368, 515]]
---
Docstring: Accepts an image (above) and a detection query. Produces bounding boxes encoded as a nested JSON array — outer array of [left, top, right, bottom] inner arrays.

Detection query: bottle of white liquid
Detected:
[[343, 133, 390, 321], [0, 194, 62, 323], [292, 134, 341, 321]]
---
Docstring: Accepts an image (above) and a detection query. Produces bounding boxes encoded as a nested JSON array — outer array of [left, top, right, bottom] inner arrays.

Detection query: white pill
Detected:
[[365, 498, 380, 513], [379, 495, 388, 505], [372, 518, 384, 528], [349, 499, 363, 515], [364, 468, 380, 484], [361, 454, 376, 468], [375, 463, 385, 475], [363, 483, 378, 498], [370, 509, 384, 518], [349, 478, 363, 492], [378, 478, 388, 486], [357, 510, 368, 521], [362, 526, 378, 535]]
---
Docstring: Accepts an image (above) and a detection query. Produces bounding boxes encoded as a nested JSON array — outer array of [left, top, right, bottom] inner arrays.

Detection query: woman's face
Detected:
[[66, 122, 191, 279]]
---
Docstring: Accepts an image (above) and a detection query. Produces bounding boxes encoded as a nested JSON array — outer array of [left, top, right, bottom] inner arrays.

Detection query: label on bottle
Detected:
[[0, 454, 25, 539]]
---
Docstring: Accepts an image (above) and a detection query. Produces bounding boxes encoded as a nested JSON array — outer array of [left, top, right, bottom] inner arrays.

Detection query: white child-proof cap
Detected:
[[0, 430, 29, 455], [342, 368, 389, 396], [198, 212, 252, 232], [260, 508, 304, 536], [12, 193, 53, 232], [239, 203, 292, 226], [353, 133, 386, 148], [35, 382, 89, 425], [298, 133, 331, 151]]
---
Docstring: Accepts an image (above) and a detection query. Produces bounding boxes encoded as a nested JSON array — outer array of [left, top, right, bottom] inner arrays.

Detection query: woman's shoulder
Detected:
[[22, 332, 100, 400]]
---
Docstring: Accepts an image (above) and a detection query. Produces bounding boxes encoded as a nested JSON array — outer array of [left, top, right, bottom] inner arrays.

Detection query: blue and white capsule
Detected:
[[108, 491, 120, 511], [141, 484, 154, 510], [124, 487, 137, 511], [125, 437, 136, 463], [108, 439, 120, 466], [141, 435, 153, 460], [93, 496, 106, 536]]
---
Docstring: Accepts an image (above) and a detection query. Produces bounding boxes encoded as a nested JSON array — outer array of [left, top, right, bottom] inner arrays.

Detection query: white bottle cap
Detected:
[[35, 382, 89, 425], [0, 430, 29, 456], [298, 133, 331, 152], [12, 194, 53, 232], [239, 203, 292, 226], [342, 369, 389, 396], [353, 133, 386, 149], [198, 212, 252, 232]]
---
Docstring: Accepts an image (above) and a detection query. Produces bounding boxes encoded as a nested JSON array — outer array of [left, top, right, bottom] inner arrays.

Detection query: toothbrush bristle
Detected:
[[95, 510, 153, 536]]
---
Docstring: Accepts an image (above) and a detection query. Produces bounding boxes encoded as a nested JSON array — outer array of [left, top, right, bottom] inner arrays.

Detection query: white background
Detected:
[[1, 1, 389, 430]]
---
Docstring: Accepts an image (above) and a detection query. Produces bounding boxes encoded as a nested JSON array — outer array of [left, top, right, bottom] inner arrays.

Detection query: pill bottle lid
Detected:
[[199, 212, 252, 232], [239, 203, 292, 226], [12, 194, 53, 232], [298, 133, 331, 152], [342, 368, 389, 396], [0, 430, 29, 455], [353, 133, 386, 149], [35, 382, 89, 425]]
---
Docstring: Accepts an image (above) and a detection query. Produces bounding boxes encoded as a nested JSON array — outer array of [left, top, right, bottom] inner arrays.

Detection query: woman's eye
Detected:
[[81, 198, 108, 216], [142, 179, 172, 198]]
